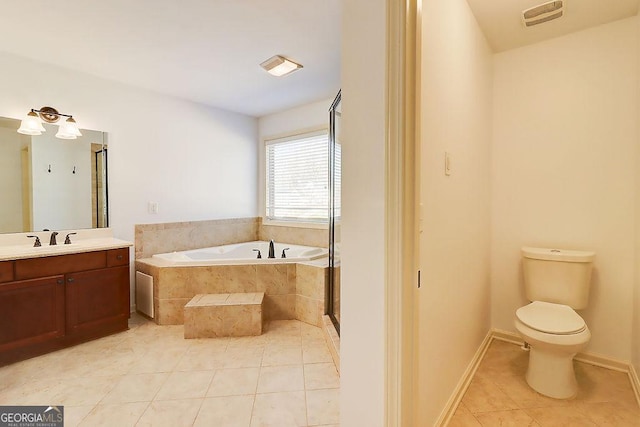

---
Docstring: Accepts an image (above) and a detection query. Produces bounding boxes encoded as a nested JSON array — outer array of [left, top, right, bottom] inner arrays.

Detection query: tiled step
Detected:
[[184, 292, 264, 338]]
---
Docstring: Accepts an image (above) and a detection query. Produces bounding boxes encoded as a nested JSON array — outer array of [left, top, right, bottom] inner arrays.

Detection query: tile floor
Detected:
[[0, 314, 340, 426], [450, 339, 640, 426]]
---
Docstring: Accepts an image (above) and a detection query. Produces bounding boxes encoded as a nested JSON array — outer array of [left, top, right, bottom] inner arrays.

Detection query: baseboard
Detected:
[[630, 364, 640, 408], [436, 331, 493, 426], [491, 329, 629, 372], [321, 315, 340, 374]]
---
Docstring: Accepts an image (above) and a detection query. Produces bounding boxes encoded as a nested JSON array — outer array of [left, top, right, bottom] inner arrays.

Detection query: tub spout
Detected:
[[268, 240, 275, 259]]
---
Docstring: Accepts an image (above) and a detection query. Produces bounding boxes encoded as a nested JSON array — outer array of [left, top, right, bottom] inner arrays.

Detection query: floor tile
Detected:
[[306, 388, 340, 426], [0, 315, 340, 427], [220, 347, 265, 369], [136, 398, 203, 427], [154, 370, 215, 400], [257, 365, 305, 393], [575, 401, 640, 427], [207, 367, 260, 397], [194, 395, 254, 427], [474, 409, 540, 426], [462, 376, 519, 413], [302, 343, 333, 364], [251, 391, 307, 427], [79, 402, 148, 427], [49, 375, 120, 406], [455, 339, 640, 427], [62, 405, 95, 427], [525, 405, 597, 426], [448, 403, 482, 427], [101, 373, 169, 404], [262, 344, 303, 366], [304, 363, 340, 390]]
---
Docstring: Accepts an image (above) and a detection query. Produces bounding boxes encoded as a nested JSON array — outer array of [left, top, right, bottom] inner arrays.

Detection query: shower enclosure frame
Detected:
[[328, 89, 341, 335]]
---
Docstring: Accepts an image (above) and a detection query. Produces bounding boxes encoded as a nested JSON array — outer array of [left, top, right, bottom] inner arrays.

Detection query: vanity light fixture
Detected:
[[260, 55, 303, 77], [17, 106, 82, 139]]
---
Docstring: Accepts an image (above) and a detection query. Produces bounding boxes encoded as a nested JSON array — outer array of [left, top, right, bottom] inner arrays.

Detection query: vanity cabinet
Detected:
[[0, 248, 130, 366]]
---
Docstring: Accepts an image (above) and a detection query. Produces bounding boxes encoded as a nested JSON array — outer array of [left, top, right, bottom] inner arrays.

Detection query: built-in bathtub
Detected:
[[152, 240, 327, 266], [135, 240, 329, 327]]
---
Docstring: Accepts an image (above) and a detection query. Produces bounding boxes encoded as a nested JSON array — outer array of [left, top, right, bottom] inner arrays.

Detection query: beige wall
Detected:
[[491, 17, 638, 361], [417, 0, 493, 423]]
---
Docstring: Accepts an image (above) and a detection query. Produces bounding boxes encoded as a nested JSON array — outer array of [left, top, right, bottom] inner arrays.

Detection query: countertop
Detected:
[[0, 229, 132, 261]]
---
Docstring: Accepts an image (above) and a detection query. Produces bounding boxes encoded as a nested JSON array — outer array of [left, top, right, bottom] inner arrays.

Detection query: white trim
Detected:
[[436, 332, 494, 426], [264, 127, 328, 145], [385, 0, 419, 425], [630, 364, 640, 408], [262, 126, 329, 146]]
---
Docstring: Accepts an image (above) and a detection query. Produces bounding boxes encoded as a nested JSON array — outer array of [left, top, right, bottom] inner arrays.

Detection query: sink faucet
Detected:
[[268, 239, 275, 259], [49, 231, 59, 246]]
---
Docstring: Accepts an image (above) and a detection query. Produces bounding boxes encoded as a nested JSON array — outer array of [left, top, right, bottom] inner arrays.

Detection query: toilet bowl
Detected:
[[514, 301, 591, 399]]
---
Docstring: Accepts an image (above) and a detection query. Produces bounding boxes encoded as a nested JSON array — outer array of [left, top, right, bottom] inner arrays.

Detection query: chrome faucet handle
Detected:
[[281, 248, 290, 259], [27, 235, 41, 247], [49, 231, 59, 246], [253, 249, 262, 259], [64, 232, 77, 245]]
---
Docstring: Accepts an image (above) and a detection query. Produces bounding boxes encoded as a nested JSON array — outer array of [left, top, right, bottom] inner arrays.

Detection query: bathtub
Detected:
[[152, 240, 327, 266]]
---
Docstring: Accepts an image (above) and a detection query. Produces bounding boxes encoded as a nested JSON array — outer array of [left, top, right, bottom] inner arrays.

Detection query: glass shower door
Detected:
[[328, 90, 341, 334]]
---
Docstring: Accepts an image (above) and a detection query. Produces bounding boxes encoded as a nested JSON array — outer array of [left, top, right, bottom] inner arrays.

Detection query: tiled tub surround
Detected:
[[134, 217, 328, 260], [135, 258, 328, 327], [135, 218, 259, 260]]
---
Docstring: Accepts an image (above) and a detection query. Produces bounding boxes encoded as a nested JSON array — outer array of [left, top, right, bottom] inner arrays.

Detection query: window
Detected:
[[265, 130, 330, 223]]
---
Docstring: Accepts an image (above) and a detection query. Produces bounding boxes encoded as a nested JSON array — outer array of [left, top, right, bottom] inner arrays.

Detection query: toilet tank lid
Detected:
[[522, 247, 595, 262]]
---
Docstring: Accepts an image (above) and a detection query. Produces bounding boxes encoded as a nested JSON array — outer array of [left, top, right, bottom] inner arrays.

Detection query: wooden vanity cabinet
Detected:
[[0, 275, 66, 354], [0, 248, 130, 366]]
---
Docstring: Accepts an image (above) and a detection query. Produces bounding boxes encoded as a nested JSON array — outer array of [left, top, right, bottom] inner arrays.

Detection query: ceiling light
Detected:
[[260, 55, 303, 77], [16, 106, 82, 139]]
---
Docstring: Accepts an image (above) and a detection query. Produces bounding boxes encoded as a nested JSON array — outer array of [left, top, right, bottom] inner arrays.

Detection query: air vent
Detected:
[[522, 1, 564, 27]]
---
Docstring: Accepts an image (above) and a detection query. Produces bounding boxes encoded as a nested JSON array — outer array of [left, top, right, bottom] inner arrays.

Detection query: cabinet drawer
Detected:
[[0, 261, 14, 283], [15, 251, 107, 280], [107, 248, 129, 267]]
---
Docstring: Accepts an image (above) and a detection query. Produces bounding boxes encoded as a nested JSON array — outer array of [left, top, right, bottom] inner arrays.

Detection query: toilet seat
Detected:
[[516, 301, 586, 335]]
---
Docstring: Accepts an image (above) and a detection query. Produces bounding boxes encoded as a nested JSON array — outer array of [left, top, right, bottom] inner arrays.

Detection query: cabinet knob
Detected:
[[116, 255, 123, 260], [57, 279, 64, 284], [67, 277, 75, 283]]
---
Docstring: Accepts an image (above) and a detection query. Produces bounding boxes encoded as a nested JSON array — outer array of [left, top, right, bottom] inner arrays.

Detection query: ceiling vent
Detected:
[[522, 1, 564, 27]]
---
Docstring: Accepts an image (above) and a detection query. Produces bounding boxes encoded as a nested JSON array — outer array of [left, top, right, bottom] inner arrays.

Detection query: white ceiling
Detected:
[[466, 0, 639, 52], [3, 1, 635, 118], [0, 0, 341, 117]]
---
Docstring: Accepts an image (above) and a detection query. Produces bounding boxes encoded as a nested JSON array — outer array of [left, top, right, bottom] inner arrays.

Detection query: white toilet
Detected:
[[514, 246, 595, 399]]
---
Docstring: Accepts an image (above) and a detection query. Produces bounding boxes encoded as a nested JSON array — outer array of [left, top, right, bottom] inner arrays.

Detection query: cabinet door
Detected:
[[0, 276, 65, 353], [65, 266, 129, 338]]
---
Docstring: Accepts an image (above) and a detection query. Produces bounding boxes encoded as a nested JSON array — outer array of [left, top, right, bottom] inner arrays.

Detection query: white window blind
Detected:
[[333, 143, 341, 219], [266, 131, 329, 222]]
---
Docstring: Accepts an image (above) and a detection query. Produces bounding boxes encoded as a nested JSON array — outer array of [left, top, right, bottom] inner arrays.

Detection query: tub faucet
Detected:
[[49, 231, 59, 246], [268, 240, 275, 259]]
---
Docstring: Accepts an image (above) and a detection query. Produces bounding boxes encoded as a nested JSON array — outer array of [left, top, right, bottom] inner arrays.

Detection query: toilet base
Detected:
[[526, 346, 578, 399]]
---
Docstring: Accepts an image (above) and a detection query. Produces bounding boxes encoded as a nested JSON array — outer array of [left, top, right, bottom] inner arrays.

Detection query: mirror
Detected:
[[0, 116, 108, 233]]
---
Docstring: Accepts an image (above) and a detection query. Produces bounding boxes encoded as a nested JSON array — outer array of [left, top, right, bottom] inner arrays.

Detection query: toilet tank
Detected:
[[521, 247, 595, 310]]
